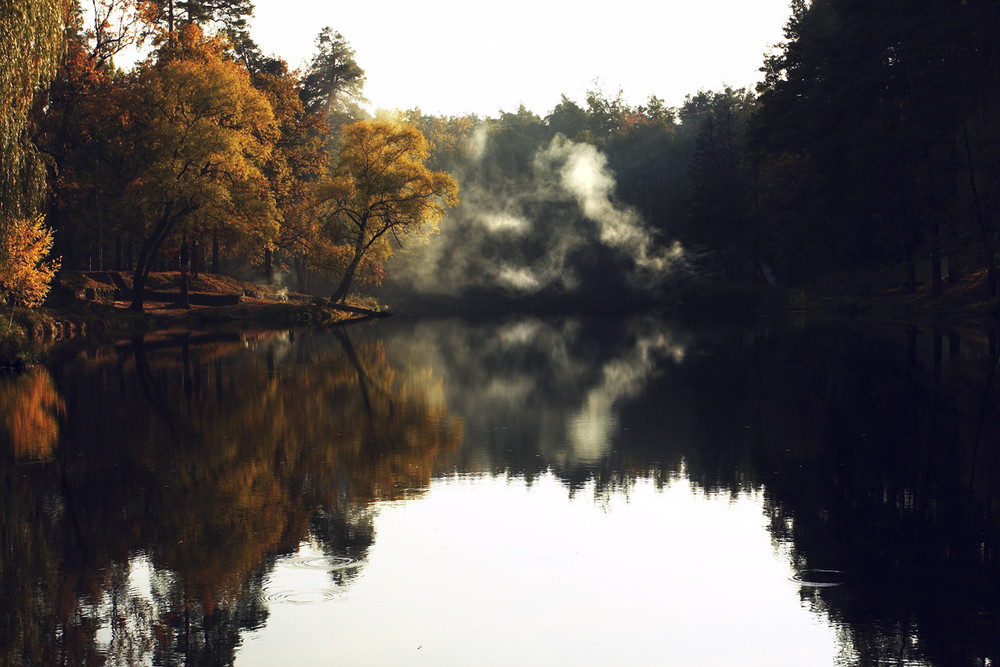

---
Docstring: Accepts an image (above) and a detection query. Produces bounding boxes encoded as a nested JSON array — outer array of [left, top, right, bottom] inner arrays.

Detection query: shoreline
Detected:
[[0, 271, 384, 370], [3, 269, 998, 370]]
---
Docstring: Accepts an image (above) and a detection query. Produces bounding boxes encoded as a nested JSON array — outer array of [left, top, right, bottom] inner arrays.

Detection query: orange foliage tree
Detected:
[[0, 215, 60, 323], [122, 25, 277, 310], [251, 59, 333, 289], [320, 121, 458, 304]]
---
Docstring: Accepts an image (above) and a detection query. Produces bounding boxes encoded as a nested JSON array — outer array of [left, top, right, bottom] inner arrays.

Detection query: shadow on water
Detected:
[[0, 315, 999, 664]]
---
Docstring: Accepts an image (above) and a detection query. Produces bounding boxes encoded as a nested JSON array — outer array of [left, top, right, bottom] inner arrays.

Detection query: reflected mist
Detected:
[[379, 315, 687, 469], [2, 316, 999, 665]]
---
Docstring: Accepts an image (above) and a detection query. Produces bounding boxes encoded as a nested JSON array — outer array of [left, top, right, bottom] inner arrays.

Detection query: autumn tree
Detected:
[[0, 215, 61, 322], [320, 121, 458, 304], [403, 110, 479, 173], [0, 0, 63, 307], [37, 4, 143, 272], [86, 0, 146, 67], [252, 59, 331, 288], [138, 0, 253, 44], [122, 25, 277, 310]]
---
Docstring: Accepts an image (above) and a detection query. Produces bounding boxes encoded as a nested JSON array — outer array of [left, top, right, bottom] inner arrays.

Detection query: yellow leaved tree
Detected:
[[124, 25, 278, 310], [320, 121, 458, 304], [0, 216, 60, 325]]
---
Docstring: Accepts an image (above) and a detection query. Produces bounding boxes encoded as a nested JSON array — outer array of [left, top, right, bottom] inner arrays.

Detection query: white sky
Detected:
[[250, 0, 793, 118]]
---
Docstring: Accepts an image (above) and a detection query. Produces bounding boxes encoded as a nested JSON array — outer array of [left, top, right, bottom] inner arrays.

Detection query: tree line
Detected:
[[403, 0, 1000, 296], [2, 0, 455, 313], [3, 0, 999, 316]]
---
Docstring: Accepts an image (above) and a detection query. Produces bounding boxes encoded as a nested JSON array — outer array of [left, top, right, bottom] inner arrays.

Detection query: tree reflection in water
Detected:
[[0, 367, 64, 460], [0, 327, 462, 666], [375, 315, 1000, 665], [0, 317, 999, 665]]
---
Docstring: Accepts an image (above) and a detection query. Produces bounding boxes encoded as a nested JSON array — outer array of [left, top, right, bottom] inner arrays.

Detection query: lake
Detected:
[[1, 313, 999, 666]]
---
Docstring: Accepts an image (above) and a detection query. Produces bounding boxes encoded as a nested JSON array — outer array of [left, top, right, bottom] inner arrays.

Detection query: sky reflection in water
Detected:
[[237, 473, 841, 667]]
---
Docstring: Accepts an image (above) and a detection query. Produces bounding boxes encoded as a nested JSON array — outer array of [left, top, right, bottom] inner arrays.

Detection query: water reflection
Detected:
[[0, 327, 461, 665], [377, 315, 687, 470], [241, 474, 842, 667], [0, 367, 64, 460], [0, 317, 998, 665]]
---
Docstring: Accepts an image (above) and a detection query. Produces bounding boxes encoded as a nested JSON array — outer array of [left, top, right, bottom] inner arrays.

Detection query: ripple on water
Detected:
[[258, 554, 364, 605], [259, 589, 342, 605], [283, 554, 363, 572], [791, 569, 846, 588]]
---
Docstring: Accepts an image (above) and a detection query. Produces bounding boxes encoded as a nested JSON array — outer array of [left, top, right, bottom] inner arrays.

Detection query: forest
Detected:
[[3, 0, 1000, 314]]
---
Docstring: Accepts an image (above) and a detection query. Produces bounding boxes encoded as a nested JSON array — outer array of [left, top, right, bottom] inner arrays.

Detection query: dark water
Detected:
[[1, 315, 999, 666]]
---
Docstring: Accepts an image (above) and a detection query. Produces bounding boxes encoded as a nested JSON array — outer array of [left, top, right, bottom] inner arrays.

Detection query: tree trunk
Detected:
[[948, 249, 962, 284], [167, 0, 174, 47], [330, 246, 364, 304], [931, 219, 942, 296], [179, 271, 189, 307], [178, 235, 190, 309], [263, 247, 273, 284], [211, 233, 219, 274], [192, 240, 200, 277], [963, 122, 1000, 297], [130, 212, 175, 311], [130, 260, 152, 312], [294, 254, 309, 294]]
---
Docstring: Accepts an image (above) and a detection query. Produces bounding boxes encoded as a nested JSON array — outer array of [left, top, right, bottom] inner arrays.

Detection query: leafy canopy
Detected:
[[128, 27, 278, 238], [322, 121, 458, 302], [123, 25, 279, 309], [0, 0, 63, 220]]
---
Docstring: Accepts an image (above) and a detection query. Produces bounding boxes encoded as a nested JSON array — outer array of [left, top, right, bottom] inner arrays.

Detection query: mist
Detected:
[[385, 128, 686, 302]]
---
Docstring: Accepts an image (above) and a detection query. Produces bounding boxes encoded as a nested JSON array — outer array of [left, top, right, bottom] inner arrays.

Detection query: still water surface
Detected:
[[1, 314, 999, 665]]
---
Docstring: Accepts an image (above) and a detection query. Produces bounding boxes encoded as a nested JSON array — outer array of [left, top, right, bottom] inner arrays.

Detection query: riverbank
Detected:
[[677, 266, 1000, 326], [3, 267, 998, 370], [0, 271, 385, 369]]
